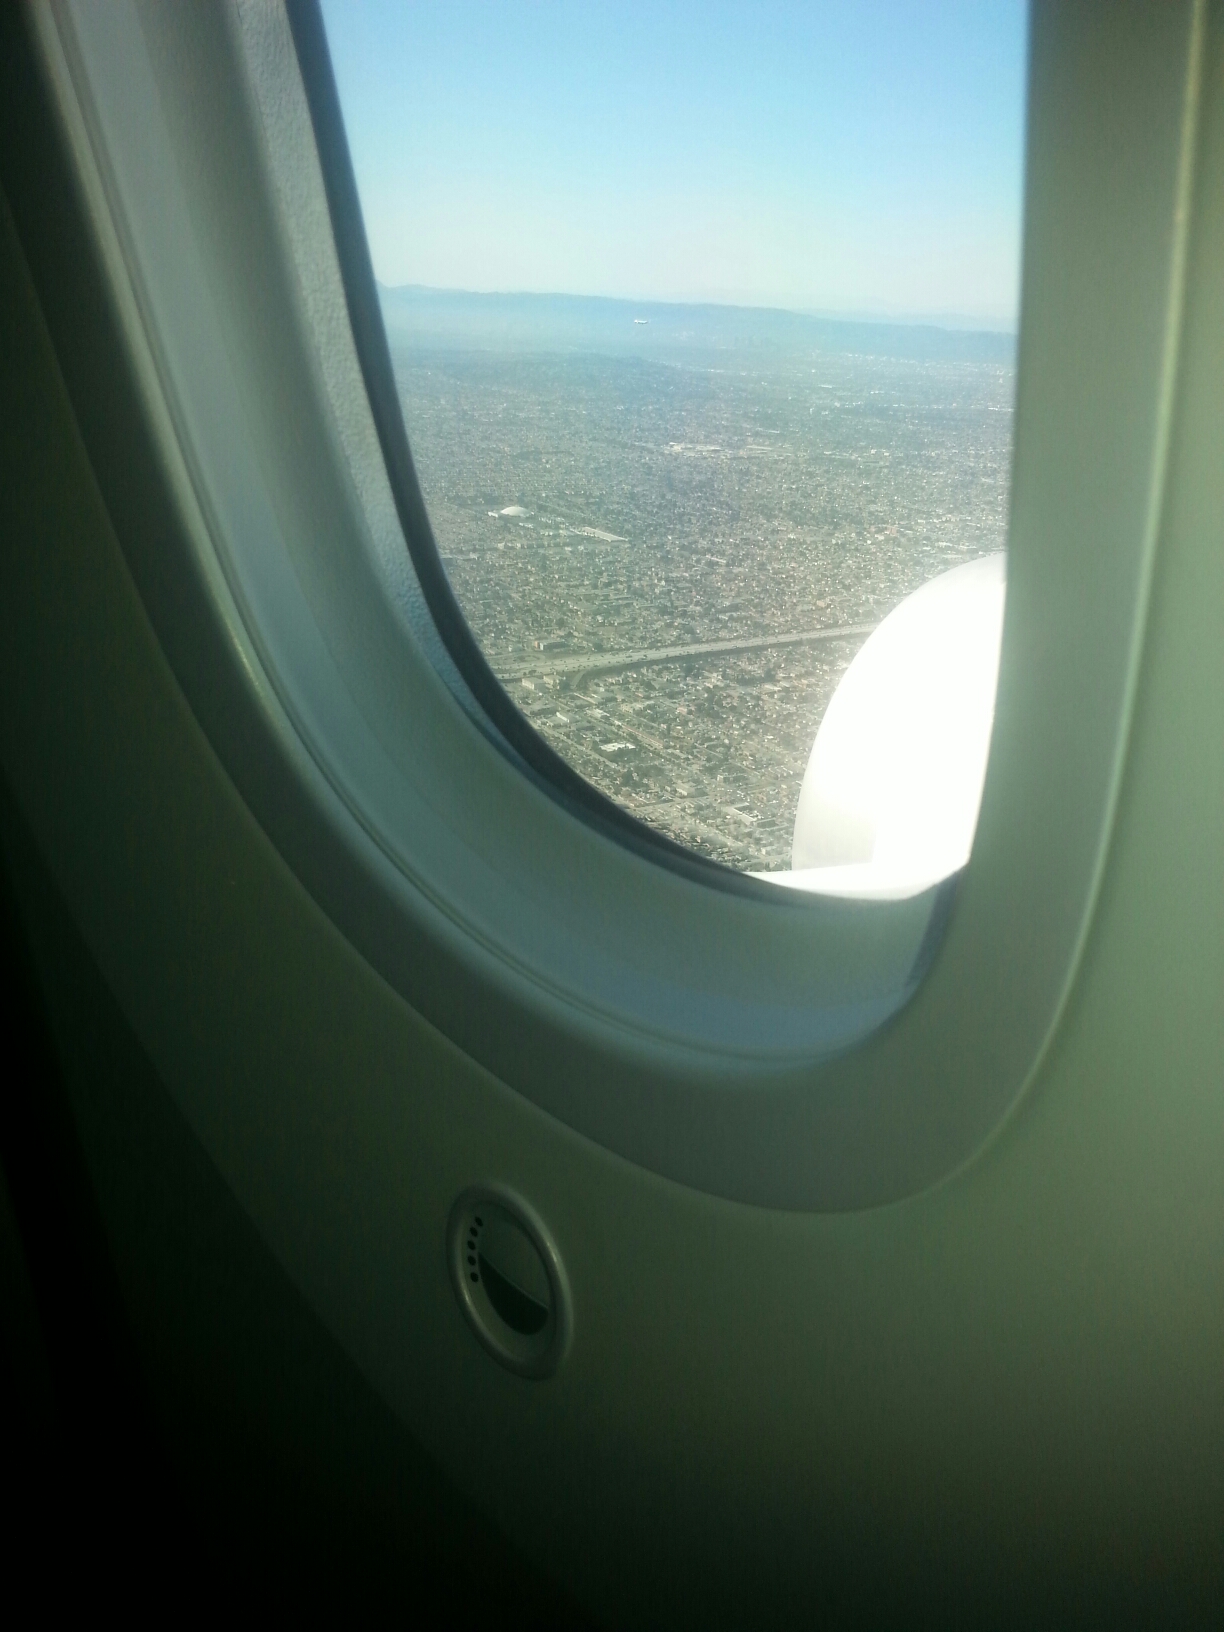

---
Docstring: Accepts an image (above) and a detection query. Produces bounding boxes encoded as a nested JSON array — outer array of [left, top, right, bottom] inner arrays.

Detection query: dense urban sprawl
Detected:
[[390, 298, 1013, 871]]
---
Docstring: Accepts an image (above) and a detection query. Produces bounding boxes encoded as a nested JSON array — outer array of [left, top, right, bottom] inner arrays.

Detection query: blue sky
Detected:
[[320, 1, 1027, 329]]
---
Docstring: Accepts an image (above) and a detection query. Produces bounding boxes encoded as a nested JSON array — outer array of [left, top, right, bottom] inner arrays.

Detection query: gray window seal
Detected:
[[15, 0, 1205, 1209]]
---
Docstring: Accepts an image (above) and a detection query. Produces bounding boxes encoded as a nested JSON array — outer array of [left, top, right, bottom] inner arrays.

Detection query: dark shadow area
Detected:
[[0, 782, 599, 1626]]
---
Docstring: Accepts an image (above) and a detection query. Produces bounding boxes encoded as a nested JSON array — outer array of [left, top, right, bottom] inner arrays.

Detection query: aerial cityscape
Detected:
[[385, 288, 1015, 873]]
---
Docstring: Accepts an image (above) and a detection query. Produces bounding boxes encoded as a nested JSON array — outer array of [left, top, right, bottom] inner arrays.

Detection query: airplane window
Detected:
[[319, 0, 1026, 898]]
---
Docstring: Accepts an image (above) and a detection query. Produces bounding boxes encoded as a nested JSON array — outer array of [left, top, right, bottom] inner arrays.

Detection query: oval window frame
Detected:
[[20, 0, 1205, 1208]]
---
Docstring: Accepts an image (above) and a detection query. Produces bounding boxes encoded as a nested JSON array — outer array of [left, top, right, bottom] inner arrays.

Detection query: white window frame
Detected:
[[25, 0, 1206, 1208]]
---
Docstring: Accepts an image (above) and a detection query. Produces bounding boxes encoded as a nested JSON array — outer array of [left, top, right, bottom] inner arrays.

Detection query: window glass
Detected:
[[321, 1, 1027, 892]]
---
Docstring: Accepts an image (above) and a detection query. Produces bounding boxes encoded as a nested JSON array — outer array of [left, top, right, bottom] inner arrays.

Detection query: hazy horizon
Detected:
[[322, 1, 1028, 331], [376, 279, 1019, 337]]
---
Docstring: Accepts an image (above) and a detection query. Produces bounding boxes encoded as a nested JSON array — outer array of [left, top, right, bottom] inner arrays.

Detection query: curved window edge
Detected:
[[283, 0, 810, 902], [2, 0, 1202, 1209]]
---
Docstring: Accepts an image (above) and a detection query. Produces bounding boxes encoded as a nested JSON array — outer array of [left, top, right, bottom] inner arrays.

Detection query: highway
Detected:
[[506, 623, 876, 682]]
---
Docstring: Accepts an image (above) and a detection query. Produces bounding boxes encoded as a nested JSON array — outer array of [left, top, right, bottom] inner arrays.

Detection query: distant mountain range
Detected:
[[378, 284, 1016, 367]]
